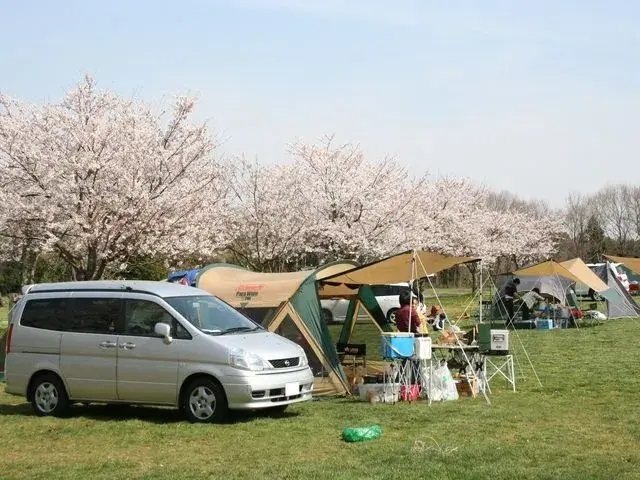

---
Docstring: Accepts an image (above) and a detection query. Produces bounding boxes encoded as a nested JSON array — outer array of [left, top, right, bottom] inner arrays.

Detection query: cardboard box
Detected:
[[455, 377, 479, 397]]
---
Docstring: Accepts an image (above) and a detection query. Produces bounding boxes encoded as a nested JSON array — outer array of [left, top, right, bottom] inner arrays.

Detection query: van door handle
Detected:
[[98, 341, 117, 349], [119, 342, 136, 350]]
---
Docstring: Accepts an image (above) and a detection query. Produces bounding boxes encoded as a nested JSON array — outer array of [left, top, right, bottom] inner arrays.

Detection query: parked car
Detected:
[[574, 262, 630, 298], [4, 281, 313, 423], [321, 283, 415, 324]]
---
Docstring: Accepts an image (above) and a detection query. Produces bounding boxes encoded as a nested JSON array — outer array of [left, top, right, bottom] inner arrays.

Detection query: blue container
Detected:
[[381, 333, 415, 359], [535, 319, 554, 330]]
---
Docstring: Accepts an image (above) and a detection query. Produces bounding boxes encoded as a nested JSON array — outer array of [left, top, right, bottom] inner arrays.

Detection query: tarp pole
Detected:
[[479, 259, 483, 324]]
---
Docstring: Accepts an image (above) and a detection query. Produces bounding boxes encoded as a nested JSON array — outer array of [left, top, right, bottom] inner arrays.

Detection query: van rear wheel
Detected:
[[31, 374, 69, 417], [182, 378, 228, 423]]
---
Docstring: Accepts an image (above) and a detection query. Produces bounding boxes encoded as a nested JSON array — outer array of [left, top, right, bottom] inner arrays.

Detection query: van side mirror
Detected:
[[154, 322, 173, 344]]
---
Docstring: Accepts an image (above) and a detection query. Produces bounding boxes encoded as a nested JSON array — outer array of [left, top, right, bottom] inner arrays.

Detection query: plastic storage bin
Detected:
[[380, 332, 415, 359], [357, 383, 400, 403]]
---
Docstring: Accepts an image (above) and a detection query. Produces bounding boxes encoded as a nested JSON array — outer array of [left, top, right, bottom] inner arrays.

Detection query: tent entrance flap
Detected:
[[269, 304, 350, 396]]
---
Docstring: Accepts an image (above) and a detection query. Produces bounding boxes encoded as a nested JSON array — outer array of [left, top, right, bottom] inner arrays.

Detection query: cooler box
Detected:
[[535, 319, 554, 330], [413, 336, 432, 360], [381, 332, 414, 359], [478, 325, 509, 352], [513, 320, 536, 330]]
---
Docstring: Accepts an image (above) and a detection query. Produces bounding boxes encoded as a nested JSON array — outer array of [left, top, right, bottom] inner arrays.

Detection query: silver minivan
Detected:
[[4, 281, 313, 422]]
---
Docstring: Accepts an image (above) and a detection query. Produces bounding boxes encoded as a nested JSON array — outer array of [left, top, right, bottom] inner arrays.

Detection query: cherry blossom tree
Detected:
[[0, 76, 229, 280], [225, 158, 314, 271], [227, 136, 563, 276], [225, 137, 428, 270], [289, 135, 427, 263]]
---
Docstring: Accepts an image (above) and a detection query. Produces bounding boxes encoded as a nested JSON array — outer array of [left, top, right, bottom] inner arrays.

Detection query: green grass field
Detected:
[[1, 294, 639, 479]]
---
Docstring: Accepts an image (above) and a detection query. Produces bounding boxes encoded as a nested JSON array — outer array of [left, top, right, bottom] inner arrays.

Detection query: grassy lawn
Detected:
[[1, 295, 639, 479]]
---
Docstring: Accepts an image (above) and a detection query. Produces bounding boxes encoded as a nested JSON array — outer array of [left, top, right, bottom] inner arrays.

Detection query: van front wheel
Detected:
[[31, 374, 69, 417], [183, 378, 228, 423]]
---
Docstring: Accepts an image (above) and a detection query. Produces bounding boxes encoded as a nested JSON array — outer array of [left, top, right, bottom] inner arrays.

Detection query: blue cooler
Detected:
[[381, 332, 415, 359], [535, 319, 554, 330]]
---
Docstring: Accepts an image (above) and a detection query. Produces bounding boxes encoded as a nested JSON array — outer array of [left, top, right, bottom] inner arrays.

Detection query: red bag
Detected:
[[400, 384, 420, 401]]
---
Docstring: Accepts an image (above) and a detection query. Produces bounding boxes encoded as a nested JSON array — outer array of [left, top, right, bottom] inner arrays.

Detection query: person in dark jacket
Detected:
[[502, 278, 520, 326]]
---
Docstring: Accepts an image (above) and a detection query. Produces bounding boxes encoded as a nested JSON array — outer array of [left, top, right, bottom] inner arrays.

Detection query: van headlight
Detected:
[[296, 345, 308, 366], [228, 348, 270, 371]]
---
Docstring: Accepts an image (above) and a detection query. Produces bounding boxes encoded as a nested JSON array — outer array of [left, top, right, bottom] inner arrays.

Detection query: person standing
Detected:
[[502, 278, 520, 326]]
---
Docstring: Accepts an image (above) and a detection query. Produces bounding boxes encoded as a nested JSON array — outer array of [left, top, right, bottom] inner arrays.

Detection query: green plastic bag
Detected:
[[342, 425, 382, 442]]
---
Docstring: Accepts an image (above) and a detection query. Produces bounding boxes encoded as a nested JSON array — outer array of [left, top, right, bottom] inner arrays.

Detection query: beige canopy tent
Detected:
[[513, 260, 583, 284], [605, 255, 640, 276], [320, 250, 479, 286], [508, 260, 582, 307], [197, 262, 356, 396], [559, 258, 609, 294]]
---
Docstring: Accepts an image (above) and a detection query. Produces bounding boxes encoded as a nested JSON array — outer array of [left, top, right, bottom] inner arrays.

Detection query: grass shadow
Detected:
[[0, 401, 301, 424]]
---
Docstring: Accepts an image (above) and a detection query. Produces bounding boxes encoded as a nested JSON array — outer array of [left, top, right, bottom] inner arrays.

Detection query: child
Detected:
[[433, 312, 446, 331], [412, 296, 429, 334]]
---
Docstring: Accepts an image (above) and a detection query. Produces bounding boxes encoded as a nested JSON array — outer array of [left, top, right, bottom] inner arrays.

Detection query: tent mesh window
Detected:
[[238, 307, 277, 326], [275, 315, 327, 378]]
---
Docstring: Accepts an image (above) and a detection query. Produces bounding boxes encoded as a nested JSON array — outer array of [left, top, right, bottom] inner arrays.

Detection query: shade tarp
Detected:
[[320, 250, 479, 286], [560, 258, 613, 300], [513, 260, 583, 284], [316, 261, 360, 298], [604, 255, 640, 276], [197, 264, 313, 308], [494, 273, 573, 305]]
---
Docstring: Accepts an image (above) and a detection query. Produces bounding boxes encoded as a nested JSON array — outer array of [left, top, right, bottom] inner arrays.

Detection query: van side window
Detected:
[[21, 298, 68, 330], [124, 300, 191, 339], [68, 298, 121, 334]]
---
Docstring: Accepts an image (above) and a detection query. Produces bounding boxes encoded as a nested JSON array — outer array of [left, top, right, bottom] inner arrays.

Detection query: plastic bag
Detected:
[[435, 363, 458, 401], [342, 425, 382, 442]]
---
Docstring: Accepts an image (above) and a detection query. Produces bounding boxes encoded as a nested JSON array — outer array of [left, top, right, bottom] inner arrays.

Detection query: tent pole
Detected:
[[416, 254, 491, 404], [479, 259, 483, 324]]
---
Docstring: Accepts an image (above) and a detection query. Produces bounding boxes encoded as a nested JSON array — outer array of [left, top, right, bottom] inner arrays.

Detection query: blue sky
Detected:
[[1, 0, 638, 206]]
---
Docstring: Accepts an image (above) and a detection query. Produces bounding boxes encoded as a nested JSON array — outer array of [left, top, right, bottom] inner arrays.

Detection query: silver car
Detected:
[[4, 281, 313, 422]]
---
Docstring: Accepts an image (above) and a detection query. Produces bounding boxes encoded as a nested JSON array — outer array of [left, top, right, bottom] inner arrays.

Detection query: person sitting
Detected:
[[412, 295, 429, 334], [432, 312, 446, 331], [396, 290, 422, 334]]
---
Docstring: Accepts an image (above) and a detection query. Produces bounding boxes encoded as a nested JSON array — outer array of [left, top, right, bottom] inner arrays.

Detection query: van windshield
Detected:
[[165, 295, 262, 335]]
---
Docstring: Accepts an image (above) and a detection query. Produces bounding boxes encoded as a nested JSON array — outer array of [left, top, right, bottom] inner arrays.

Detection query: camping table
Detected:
[[430, 344, 488, 396], [430, 345, 516, 394]]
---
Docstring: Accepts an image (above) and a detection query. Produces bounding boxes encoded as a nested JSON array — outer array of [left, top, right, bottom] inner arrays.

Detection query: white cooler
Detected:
[[413, 336, 432, 360]]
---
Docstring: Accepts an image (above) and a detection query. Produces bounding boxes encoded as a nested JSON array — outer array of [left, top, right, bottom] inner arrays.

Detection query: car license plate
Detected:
[[285, 382, 299, 397]]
